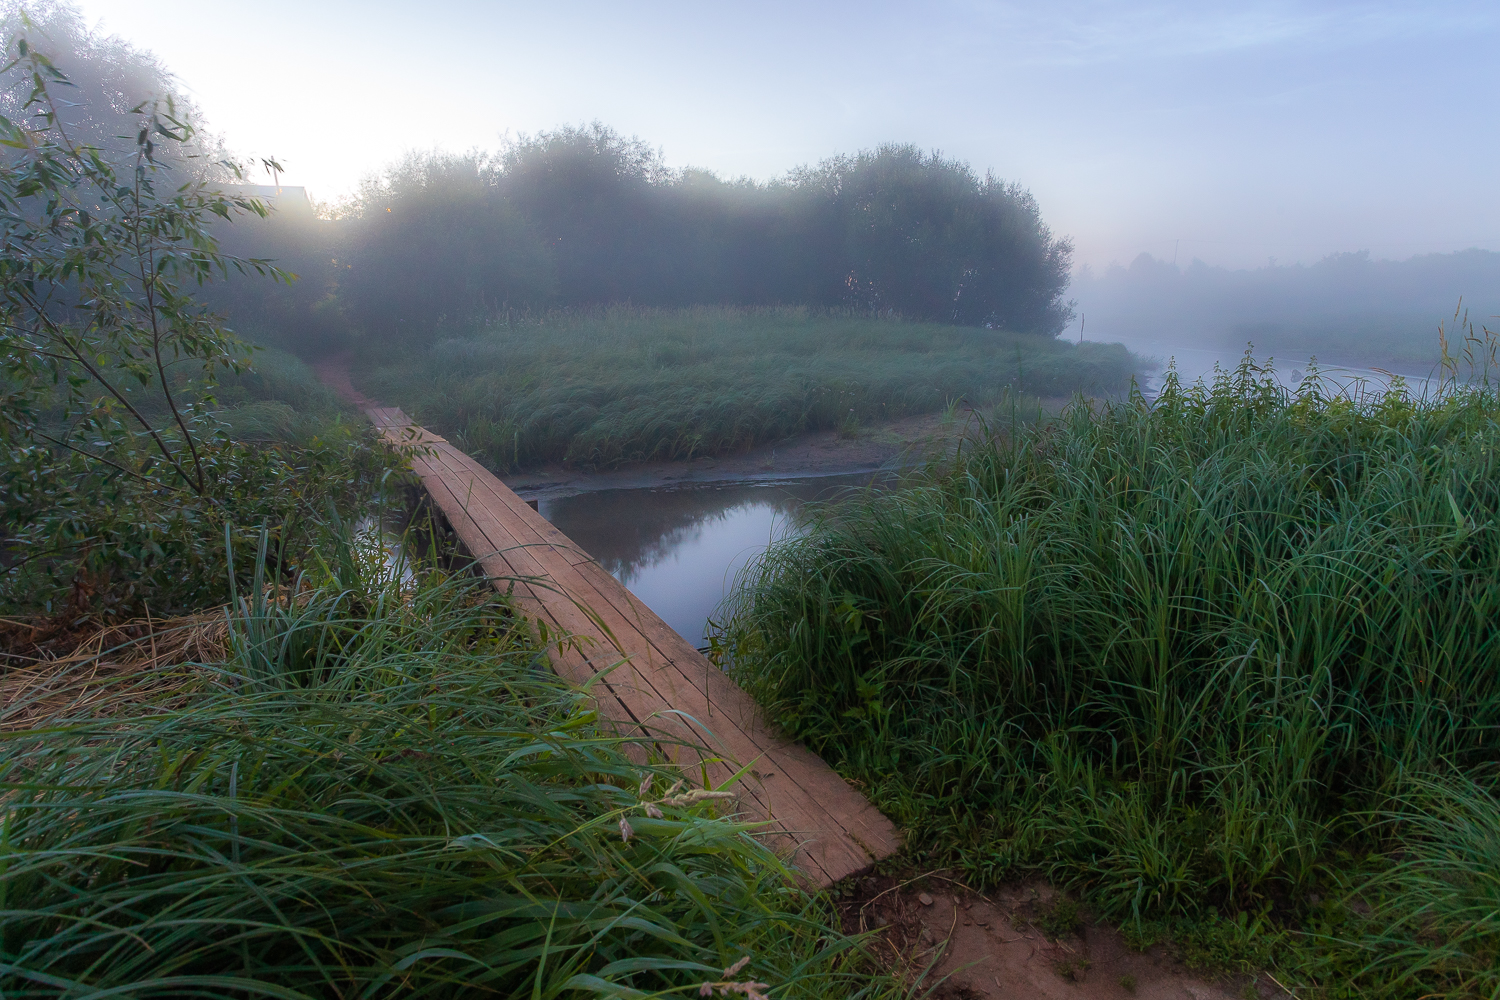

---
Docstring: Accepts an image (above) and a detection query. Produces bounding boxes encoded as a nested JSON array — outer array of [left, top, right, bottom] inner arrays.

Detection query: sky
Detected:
[[67, 0, 1500, 270]]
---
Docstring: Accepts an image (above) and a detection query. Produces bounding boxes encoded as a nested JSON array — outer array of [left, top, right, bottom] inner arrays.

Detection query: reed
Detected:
[[717, 349, 1500, 995], [357, 305, 1139, 470]]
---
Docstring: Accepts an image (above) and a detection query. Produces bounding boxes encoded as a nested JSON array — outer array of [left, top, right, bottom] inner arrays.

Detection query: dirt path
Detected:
[[844, 876, 1277, 1000], [310, 351, 379, 409]]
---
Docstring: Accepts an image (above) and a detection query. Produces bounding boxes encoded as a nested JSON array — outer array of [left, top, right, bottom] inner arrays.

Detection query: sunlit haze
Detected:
[[68, 0, 1500, 269]]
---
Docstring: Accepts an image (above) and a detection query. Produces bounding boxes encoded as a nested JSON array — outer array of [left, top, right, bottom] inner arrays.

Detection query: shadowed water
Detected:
[[537, 473, 886, 647]]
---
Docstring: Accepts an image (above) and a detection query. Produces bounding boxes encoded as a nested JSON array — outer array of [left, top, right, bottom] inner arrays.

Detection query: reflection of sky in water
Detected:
[[539, 474, 881, 647], [613, 502, 789, 647]]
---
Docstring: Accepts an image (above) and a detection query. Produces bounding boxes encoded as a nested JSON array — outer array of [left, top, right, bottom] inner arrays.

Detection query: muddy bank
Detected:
[[503, 410, 997, 500]]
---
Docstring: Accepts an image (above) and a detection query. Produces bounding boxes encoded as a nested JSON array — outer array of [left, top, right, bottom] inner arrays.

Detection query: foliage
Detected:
[[232, 128, 1075, 346], [359, 305, 1138, 470], [0, 20, 382, 617], [797, 144, 1074, 331], [210, 345, 345, 441], [1304, 778, 1500, 997], [0, 1, 226, 171], [0, 536, 896, 999], [247, 148, 552, 348], [716, 350, 1500, 995]]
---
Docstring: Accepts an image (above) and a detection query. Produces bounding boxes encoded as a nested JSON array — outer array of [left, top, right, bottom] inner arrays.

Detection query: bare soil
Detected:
[[840, 874, 1282, 1000], [501, 411, 974, 499], [311, 351, 380, 409]]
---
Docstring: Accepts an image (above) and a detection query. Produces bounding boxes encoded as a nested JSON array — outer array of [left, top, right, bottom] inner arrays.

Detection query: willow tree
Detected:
[[0, 21, 306, 614]]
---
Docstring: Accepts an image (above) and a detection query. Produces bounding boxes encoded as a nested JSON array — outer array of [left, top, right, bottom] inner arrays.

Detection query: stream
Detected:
[[524, 346, 1433, 650], [532, 472, 887, 647]]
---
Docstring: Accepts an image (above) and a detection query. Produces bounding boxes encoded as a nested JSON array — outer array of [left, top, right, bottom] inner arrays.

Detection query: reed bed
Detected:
[[716, 353, 1500, 996], [0, 533, 895, 998], [358, 306, 1139, 470]]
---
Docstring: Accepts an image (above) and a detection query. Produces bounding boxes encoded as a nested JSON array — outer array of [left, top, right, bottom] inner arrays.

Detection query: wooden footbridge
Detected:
[[367, 407, 899, 886]]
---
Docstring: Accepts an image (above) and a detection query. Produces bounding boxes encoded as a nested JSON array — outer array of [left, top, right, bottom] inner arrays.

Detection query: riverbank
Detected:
[[351, 307, 1140, 471], [503, 407, 1003, 500], [313, 348, 1056, 499]]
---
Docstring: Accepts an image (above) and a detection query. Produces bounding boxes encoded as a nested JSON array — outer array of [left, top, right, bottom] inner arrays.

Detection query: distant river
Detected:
[[1097, 335, 1435, 397]]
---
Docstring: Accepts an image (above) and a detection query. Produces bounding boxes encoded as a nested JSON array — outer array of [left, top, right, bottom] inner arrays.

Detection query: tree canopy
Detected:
[[0, 1, 226, 174], [236, 128, 1075, 346]]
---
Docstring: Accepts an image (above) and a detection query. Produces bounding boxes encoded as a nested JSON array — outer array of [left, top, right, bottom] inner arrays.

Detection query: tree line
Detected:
[[217, 125, 1075, 349], [2, 2, 1075, 351]]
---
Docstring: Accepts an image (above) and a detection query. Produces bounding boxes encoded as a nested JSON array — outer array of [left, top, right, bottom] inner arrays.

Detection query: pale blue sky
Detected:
[[71, 1, 1500, 269]]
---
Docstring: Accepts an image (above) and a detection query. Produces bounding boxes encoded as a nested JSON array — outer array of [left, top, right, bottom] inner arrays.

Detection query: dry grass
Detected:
[[0, 609, 228, 731]]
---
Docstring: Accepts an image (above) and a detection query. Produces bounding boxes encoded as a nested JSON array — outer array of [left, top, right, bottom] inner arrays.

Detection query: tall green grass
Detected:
[[0, 528, 893, 998], [716, 354, 1500, 996], [212, 346, 348, 443], [358, 306, 1139, 469]]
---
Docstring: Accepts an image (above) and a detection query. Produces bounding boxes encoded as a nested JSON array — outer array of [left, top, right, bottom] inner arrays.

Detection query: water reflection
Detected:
[[537, 473, 884, 647]]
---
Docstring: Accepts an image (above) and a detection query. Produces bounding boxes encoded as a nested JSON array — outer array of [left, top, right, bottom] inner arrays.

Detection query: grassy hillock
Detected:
[[716, 356, 1500, 996], [357, 306, 1140, 470]]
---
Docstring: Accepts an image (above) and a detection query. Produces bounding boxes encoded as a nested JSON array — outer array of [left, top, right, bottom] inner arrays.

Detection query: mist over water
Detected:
[[1069, 248, 1500, 393]]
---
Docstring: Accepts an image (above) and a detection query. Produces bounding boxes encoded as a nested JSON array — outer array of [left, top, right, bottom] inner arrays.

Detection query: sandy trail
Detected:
[[310, 351, 379, 409], [848, 876, 1277, 1000]]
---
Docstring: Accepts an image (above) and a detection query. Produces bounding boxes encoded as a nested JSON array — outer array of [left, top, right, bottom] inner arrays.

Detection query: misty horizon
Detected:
[[55, 0, 1500, 272]]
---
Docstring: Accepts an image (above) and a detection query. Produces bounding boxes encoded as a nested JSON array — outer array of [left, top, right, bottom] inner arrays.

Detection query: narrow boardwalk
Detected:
[[368, 407, 900, 887]]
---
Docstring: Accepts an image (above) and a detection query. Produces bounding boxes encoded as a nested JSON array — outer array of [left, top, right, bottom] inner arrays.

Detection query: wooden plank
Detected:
[[420, 457, 881, 879], [415, 444, 878, 880], [372, 407, 899, 885], [417, 446, 876, 881], [417, 444, 900, 866]]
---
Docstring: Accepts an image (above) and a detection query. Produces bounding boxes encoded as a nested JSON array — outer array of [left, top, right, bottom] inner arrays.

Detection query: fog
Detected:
[[66, 0, 1500, 275], [1068, 250, 1500, 385], [13, 0, 1498, 384]]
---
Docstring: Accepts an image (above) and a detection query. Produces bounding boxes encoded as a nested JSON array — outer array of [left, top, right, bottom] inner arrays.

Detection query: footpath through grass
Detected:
[[357, 306, 1139, 470], [716, 356, 1500, 997], [0, 526, 897, 999]]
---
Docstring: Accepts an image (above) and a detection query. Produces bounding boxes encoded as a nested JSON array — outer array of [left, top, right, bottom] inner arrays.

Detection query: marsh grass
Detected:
[[716, 346, 1500, 996], [0, 523, 896, 998], [358, 306, 1139, 470]]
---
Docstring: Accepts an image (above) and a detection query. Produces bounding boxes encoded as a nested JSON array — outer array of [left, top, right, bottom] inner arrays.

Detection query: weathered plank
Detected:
[[368, 406, 899, 886]]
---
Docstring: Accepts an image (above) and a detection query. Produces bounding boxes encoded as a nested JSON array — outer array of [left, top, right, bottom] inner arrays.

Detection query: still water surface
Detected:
[[537, 473, 884, 647], [535, 345, 1435, 649], [1097, 335, 1436, 397]]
